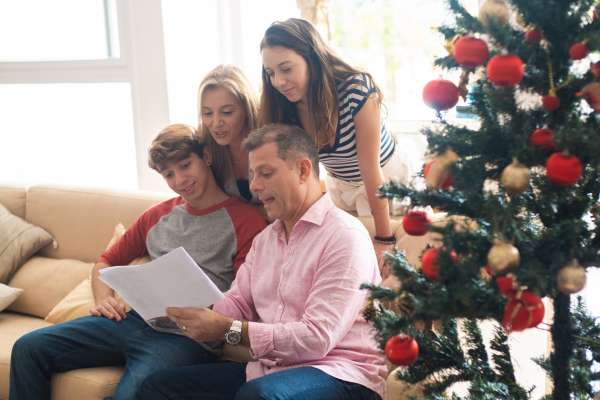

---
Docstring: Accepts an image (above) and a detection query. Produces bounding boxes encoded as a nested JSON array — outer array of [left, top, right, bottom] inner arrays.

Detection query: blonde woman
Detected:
[[198, 65, 259, 202]]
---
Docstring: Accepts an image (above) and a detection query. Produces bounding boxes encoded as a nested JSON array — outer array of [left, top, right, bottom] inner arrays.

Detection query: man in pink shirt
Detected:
[[138, 124, 386, 400]]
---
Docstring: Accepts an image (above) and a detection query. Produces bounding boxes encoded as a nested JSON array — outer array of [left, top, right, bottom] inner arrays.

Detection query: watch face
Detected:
[[225, 330, 242, 345]]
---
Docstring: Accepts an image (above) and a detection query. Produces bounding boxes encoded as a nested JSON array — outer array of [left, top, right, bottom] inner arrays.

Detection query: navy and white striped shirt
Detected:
[[319, 73, 395, 182]]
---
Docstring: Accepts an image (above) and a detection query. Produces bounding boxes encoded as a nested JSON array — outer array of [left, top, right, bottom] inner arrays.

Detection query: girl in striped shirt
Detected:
[[259, 18, 411, 268]]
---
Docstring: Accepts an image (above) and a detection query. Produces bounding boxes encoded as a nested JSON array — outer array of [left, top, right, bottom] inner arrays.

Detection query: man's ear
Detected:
[[297, 157, 313, 183], [202, 147, 213, 166]]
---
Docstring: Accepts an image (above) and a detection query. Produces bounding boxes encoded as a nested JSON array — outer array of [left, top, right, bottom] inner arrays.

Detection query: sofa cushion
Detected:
[[7, 257, 93, 318], [51, 367, 123, 400], [0, 284, 23, 312], [0, 312, 53, 399], [0, 186, 26, 219], [25, 186, 167, 262], [0, 203, 54, 284]]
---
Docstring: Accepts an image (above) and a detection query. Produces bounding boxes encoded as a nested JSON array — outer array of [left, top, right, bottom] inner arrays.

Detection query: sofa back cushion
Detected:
[[0, 185, 26, 218], [25, 185, 167, 262], [7, 257, 93, 318]]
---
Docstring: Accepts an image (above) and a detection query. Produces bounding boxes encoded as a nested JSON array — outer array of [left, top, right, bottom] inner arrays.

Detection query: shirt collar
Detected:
[[272, 193, 334, 235]]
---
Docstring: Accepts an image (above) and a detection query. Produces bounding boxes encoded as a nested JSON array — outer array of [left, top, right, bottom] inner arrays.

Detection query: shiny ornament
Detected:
[[496, 273, 517, 296], [546, 152, 583, 186], [424, 149, 459, 189], [479, 0, 510, 27], [542, 94, 560, 111], [577, 82, 600, 112], [487, 54, 525, 87], [591, 61, 600, 79], [403, 210, 431, 236], [525, 29, 542, 43], [569, 42, 589, 60], [421, 247, 458, 280], [529, 128, 555, 150], [424, 160, 454, 189], [422, 79, 460, 111], [500, 159, 530, 195], [385, 335, 419, 366], [487, 240, 520, 274], [556, 260, 587, 294], [502, 290, 545, 332], [453, 36, 489, 67]]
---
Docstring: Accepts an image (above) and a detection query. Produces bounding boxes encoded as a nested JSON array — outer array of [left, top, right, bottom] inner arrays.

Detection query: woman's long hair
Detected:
[[259, 18, 382, 149]]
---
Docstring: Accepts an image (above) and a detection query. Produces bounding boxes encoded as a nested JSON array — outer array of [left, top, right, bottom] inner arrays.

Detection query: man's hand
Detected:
[[167, 307, 232, 343], [90, 296, 128, 321]]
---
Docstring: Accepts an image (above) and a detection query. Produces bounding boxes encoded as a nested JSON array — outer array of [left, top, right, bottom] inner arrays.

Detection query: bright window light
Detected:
[[0, 83, 137, 189], [0, 0, 118, 61], [329, 0, 480, 122]]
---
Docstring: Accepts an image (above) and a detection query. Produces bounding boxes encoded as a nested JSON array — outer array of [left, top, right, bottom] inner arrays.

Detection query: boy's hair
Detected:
[[148, 124, 205, 172], [243, 123, 320, 178]]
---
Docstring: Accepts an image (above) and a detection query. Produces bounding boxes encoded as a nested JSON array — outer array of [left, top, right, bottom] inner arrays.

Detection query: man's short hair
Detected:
[[243, 124, 320, 177], [148, 124, 205, 172]]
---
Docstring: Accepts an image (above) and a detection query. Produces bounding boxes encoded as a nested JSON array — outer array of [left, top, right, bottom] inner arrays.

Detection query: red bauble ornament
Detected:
[[502, 290, 545, 332], [403, 210, 431, 236], [569, 42, 589, 60], [421, 247, 458, 280], [453, 36, 489, 67], [525, 29, 542, 43], [542, 95, 560, 111], [422, 79, 460, 111], [591, 62, 600, 79], [385, 335, 419, 366], [496, 273, 516, 296], [546, 152, 583, 186], [487, 54, 525, 87], [529, 128, 555, 150], [423, 161, 454, 189]]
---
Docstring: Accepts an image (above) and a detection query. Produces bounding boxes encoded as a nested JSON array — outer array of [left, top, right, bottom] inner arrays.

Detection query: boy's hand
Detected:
[[90, 296, 128, 321]]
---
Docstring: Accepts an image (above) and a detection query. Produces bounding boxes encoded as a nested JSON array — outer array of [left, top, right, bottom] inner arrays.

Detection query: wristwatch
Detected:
[[224, 320, 242, 345]]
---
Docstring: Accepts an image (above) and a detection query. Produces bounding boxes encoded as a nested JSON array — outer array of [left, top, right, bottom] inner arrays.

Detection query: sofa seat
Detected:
[[0, 312, 123, 400]]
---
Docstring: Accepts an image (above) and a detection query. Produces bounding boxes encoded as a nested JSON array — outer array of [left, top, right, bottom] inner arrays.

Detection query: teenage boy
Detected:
[[9, 124, 266, 400]]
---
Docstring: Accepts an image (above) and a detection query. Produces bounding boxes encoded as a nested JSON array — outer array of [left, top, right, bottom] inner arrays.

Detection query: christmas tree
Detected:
[[363, 1, 600, 399]]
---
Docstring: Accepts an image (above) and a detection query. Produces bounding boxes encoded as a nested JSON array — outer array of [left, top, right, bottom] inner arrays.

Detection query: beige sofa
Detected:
[[0, 184, 432, 400]]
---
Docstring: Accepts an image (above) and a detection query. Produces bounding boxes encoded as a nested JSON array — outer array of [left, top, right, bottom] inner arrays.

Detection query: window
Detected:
[[0, 0, 118, 61], [328, 0, 480, 125], [0, 0, 168, 191]]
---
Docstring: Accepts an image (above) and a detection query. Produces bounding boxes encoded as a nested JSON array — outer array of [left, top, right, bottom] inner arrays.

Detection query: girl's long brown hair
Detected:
[[259, 18, 382, 149]]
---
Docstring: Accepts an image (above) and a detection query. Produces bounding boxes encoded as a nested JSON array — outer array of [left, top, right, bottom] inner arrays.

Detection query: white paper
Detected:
[[99, 247, 224, 321]]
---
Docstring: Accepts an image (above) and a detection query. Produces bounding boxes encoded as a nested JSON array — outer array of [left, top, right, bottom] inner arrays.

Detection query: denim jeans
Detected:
[[9, 311, 215, 400], [137, 363, 382, 400]]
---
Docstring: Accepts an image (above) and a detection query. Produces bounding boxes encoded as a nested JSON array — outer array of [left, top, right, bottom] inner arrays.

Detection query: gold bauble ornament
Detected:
[[556, 260, 587, 294], [479, 0, 510, 27], [501, 159, 530, 195], [425, 149, 459, 189], [487, 239, 520, 274]]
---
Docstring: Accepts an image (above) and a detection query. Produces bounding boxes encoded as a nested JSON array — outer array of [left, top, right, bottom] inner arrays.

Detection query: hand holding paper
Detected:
[[99, 247, 224, 325]]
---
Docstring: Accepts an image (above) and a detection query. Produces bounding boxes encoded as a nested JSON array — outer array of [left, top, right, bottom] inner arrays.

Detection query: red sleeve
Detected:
[[226, 201, 268, 273], [98, 197, 181, 266]]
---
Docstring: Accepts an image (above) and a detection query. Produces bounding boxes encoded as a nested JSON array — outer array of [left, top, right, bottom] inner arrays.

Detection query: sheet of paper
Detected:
[[99, 247, 224, 321]]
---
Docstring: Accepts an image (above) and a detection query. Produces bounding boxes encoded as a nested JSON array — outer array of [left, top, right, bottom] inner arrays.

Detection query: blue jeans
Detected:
[[9, 311, 215, 400], [137, 363, 382, 400]]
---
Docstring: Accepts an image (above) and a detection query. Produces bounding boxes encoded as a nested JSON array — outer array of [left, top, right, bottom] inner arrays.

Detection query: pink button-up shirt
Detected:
[[214, 194, 386, 397]]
